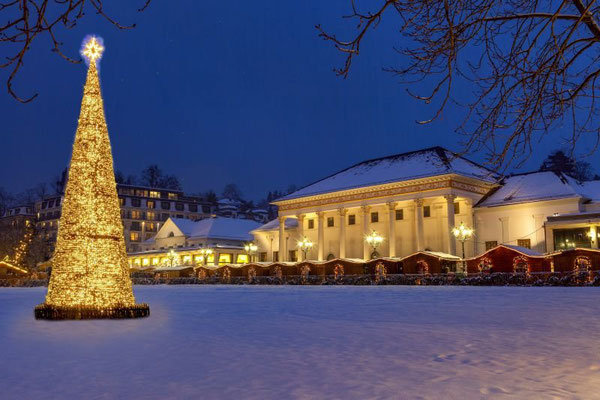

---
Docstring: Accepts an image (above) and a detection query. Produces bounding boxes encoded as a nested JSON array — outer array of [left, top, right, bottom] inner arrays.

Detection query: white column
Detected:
[[414, 199, 425, 251], [278, 216, 286, 262], [387, 202, 397, 258], [444, 194, 457, 255], [317, 211, 324, 261], [591, 225, 599, 249], [533, 214, 546, 252], [296, 214, 305, 239], [500, 217, 509, 244], [338, 208, 347, 259], [362, 205, 371, 260]]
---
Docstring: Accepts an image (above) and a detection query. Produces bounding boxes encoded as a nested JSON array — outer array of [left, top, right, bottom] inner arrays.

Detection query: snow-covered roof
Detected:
[[476, 171, 584, 207], [170, 217, 261, 241], [467, 244, 544, 260], [400, 251, 461, 261], [276, 147, 498, 201], [253, 218, 299, 232]]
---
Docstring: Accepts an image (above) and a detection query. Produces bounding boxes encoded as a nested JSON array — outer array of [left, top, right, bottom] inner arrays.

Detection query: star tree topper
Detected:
[[81, 36, 105, 64]]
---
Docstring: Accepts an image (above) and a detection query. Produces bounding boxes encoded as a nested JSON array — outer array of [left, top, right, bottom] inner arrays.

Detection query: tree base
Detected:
[[34, 303, 150, 320]]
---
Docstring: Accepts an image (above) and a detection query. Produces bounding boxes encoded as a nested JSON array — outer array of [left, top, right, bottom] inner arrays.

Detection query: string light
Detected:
[[35, 37, 148, 319]]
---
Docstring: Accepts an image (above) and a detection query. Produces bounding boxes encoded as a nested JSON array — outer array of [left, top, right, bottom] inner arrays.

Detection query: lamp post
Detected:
[[365, 230, 384, 260], [244, 242, 258, 263], [298, 237, 313, 261], [198, 248, 214, 266], [452, 222, 474, 274]]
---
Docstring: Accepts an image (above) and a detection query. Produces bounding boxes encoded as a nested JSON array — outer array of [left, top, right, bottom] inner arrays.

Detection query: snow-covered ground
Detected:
[[1, 286, 600, 399]]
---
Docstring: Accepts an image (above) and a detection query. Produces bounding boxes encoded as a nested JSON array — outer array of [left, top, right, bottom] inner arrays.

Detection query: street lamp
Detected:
[[244, 242, 258, 263], [365, 230, 384, 259], [452, 222, 474, 274], [198, 248, 214, 266], [298, 237, 313, 261]]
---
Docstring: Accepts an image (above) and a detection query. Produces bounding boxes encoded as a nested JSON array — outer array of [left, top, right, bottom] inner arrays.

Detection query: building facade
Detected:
[[252, 147, 600, 262], [128, 217, 262, 268], [34, 184, 214, 254]]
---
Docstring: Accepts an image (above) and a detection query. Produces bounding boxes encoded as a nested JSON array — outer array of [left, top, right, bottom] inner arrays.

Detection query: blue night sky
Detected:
[[2, 1, 599, 200]]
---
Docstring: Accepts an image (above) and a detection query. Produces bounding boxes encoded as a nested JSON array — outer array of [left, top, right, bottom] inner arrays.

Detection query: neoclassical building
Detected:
[[252, 147, 600, 262]]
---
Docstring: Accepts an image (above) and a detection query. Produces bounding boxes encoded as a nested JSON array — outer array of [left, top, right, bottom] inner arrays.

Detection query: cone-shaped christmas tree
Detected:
[[35, 37, 149, 319]]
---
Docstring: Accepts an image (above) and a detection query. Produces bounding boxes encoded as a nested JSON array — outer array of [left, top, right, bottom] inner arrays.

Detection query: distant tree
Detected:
[[115, 170, 125, 184], [540, 150, 576, 174], [540, 149, 596, 181], [203, 190, 218, 205], [0, 187, 13, 216], [141, 165, 163, 188], [222, 183, 242, 201], [159, 175, 182, 191], [53, 168, 68, 194]]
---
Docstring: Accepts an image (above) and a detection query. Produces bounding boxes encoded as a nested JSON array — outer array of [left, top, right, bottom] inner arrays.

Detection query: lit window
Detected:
[[130, 232, 140, 241], [152, 257, 160, 265], [131, 210, 141, 219], [134, 259, 141, 266], [168, 193, 178, 200], [147, 200, 155, 209], [517, 239, 531, 249], [485, 241, 498, 250], [147, 212, 156, 221], [119, 198, 125, 206], [149, 191, 160, 198], [327, 217, 334, 227], [236, 254, 249, 264], [183, 255, 192, 264], [218, 254, 232, 265], [142, 258, 149, 266]]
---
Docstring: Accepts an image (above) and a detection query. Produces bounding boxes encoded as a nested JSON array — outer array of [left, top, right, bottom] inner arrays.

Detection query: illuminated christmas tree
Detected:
[[35, 36, 149, 319]]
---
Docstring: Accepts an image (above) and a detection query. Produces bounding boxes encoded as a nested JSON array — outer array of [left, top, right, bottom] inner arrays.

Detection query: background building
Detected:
[[128, 216, 262, 268], [253, 147, 600, 262], [34, 184, 214, 254]]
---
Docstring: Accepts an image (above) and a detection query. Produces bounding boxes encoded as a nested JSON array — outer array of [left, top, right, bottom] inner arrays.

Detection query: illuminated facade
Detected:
[[34, 185, 213, 254], [252, 148, 600, 261], [128, 217, 262, 269]]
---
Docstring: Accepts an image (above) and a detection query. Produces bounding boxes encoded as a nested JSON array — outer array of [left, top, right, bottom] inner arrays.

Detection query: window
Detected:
[[147, 200, 155, 209], [308, 219, 314, 229], [237, 254, 249, 264], [119, 198, 125, 206], [161, 213, 170, 221], [348, 214, 356, 225], [454, 202, 460, 214], [175, 203, 184, 211], [131, 198, 141, 207], [48, 200, 54, 208], [189, 204, 198, 212], [327, 217, 334, 227], [56, 198, 61, 206], [130, 221, 141, 231], [218, 253, 232, 265], [131, 210, 141, 219], [149, 191, 160, 198], [147, 211, 156, 221], [259, 252, 267, 262], [395, 209, 404, 220], [554, 228, 591, 249], [130, 232, 140, 242], [168, 193, 178, 200], [485, 241, 498, 251], [423, 206, 431, 218], [146, 222, 157, 232], [41, 201, 47, 209], [161, 201, 171, 210], [202, 205, 211, 213], [289, 250, 298, 262], [273, 251, 279, 262], [371, 212, 379, 223], [517, 239, 531, 249]]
